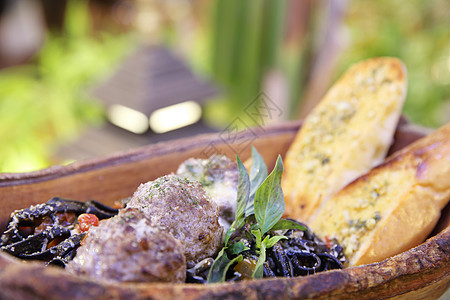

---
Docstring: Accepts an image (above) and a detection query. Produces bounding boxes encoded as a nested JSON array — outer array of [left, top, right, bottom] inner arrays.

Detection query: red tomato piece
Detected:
[[77, 213, 99, 233]]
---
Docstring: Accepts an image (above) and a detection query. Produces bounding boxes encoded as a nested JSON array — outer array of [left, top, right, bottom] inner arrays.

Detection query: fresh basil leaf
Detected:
[[236, 156, 250, 222], [270, 219, 308, 231], [244, 147, 268, 217], [224, 227, 234, 246], [207, 248, 227, 283], [250, 147, 268, 184], [251, 229, 262, 249], [228, 241, 250, 255], [262, 235, 287, 249], [207, 249, 243, 283], [244, 202, 255, 218], [251, 242, 266, 279], [254, 155, 285, 235]]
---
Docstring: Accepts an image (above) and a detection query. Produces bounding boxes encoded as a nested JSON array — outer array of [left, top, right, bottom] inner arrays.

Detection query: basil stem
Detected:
[[251, 242, 266, 279]]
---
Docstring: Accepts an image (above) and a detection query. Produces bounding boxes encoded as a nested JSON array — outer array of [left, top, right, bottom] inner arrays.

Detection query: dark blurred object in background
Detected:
[[0, 0, 133, 69], [56, 44, 220, 161], [0, 0, 45, 68], [40, 0, 67, 30]]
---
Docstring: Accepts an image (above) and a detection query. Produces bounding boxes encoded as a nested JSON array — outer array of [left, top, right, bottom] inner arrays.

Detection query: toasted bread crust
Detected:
[[282, 57, 407, 222], [310, 123, 450, 266]]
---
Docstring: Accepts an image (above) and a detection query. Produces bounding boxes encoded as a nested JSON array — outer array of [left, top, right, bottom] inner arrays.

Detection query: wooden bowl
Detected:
[[0, 120, 449, 299]]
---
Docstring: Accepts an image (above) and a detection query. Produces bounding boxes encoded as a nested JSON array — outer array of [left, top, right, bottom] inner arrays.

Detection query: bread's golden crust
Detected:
[[310, 123, 450, 266], [282, 57, 407, 223]]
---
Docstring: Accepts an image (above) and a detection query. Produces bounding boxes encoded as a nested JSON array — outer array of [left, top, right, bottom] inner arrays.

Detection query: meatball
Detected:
[[66, 208, 186, 283], [126, 175, 223, 265], [177, 155, 238, 228]]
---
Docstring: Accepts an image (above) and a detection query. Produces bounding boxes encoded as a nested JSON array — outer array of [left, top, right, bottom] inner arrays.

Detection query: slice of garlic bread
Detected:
[[310, 123, 450, 266], [282, 57, 407, 223]]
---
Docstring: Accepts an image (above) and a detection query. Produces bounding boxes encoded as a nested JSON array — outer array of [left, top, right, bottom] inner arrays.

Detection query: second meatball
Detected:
[[126, 175, 223, 265]]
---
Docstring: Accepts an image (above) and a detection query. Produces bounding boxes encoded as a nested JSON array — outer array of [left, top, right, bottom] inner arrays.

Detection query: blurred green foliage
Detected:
[[189, 0, 449, 129], [335, 0, 450, 128], [191, 0, 291, 128], [0, 0, 132, 172]]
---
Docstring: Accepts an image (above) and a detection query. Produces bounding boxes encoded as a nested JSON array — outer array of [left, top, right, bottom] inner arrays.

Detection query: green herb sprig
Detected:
[[207, 147, 306, 283]]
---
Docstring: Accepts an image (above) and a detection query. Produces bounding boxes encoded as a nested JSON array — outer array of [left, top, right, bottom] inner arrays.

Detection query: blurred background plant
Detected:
[[183, 0, 450, 127], [0, 0, 448, 172], [336, 0, 450, 128], [0, 0, 133, 172]]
